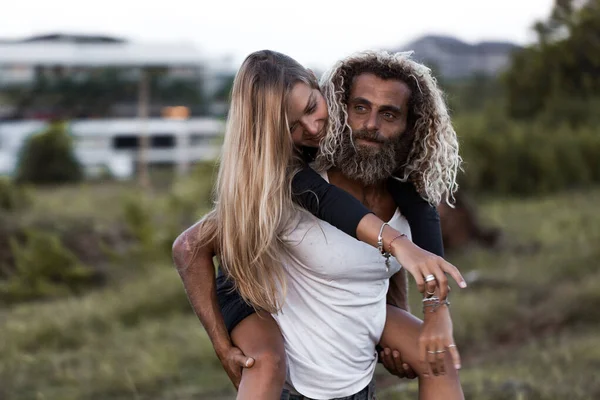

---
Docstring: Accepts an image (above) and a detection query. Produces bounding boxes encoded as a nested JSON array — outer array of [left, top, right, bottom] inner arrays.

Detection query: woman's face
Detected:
[[286, 82, 328, 148]]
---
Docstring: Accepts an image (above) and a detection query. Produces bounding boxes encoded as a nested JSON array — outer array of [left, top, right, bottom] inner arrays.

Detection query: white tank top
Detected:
[[272, 173, 412, 399]]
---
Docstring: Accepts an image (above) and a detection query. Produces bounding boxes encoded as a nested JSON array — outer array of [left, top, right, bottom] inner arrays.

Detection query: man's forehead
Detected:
[[349, 73, 411, 101]]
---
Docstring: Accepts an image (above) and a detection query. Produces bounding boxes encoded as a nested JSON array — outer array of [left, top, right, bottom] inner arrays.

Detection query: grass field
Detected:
[[1, 185, 599, 400]]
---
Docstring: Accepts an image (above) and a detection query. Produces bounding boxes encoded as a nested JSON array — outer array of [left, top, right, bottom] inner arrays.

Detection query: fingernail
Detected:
[[460, 281, 467, 288], [455, 364, 461, 370], [393, 351, 399, 358]]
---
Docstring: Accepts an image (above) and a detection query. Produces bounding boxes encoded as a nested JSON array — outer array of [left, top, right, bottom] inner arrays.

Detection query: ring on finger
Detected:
[[447, 344, 457, 348], [425, 290, 435, 297], [425, 274, 436, 282], [435, 350, 446, 354]]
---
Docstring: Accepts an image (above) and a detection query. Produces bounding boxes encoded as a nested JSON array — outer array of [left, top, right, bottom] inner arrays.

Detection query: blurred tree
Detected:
[[504, 0, 600, 124], [15, 120, 83, 184]]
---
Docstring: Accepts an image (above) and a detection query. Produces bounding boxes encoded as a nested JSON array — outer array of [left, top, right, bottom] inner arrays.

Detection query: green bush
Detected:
[[15, 120, 83, 185], [119, 161, 216, 264], [0, 229, 98, 304], [0, 177, 30, 211], [456, 113, 600, 196]]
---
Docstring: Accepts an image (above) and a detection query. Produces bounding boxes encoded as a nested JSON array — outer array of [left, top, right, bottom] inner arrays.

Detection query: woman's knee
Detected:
[[251, 348, 286, 383]]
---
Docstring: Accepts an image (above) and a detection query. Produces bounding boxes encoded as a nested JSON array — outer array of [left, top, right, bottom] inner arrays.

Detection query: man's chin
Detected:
[[355, 138, 383, 148]]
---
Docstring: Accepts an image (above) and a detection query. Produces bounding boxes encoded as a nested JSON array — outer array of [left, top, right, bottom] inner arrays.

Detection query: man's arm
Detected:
[[172, 218, 253, 387], [387, 268, 410, 312], [172, 219, 232, 357]]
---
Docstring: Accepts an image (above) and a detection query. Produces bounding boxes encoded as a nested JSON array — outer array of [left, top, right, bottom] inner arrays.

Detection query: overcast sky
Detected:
[[1, 0, 554, 70]]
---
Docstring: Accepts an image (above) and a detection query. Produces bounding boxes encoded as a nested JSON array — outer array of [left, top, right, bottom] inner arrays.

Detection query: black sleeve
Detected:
[[387, 178, 445, 257], [292, 166, 372, 239]]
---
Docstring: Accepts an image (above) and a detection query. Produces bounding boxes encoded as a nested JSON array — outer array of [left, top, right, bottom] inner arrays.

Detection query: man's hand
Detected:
[[380, 347, 417, 379], [217, 346, 255, 389]]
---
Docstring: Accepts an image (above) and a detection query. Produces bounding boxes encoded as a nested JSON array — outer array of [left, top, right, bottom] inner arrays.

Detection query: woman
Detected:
[[174, 50, 464, 399]]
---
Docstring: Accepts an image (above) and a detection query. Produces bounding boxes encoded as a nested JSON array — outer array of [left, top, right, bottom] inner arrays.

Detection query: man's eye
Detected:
[[383, 112, 396, 119], [354, 105, 366, 112]]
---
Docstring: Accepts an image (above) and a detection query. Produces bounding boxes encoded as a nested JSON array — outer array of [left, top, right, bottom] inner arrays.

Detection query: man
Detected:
[[173, 50, 463, 399]]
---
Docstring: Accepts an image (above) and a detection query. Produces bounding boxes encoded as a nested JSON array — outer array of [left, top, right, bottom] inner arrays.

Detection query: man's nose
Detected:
[[365, 111, 379, 131]]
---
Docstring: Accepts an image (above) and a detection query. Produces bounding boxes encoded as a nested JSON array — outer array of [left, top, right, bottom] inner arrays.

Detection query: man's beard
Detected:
[[332, 129, 413, 186]]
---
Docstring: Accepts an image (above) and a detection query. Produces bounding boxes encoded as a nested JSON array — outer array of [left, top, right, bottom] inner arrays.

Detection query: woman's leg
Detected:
[[230, 311, 287, 400], [379, 305, 464, 400]]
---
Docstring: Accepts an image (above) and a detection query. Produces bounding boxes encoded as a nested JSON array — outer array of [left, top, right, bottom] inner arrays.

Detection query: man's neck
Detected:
[[327, 168, 396, 221]]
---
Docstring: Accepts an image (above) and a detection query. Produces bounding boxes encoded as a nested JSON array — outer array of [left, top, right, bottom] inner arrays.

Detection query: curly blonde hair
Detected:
[[316, 50, 462, 206]]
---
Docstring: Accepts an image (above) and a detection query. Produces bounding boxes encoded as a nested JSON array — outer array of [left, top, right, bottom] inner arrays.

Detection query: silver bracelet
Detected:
[[422, 296, 440, 303], [377, 222, 391, 271], [423, 299, 451, 313], [377, 222, 389, 255]]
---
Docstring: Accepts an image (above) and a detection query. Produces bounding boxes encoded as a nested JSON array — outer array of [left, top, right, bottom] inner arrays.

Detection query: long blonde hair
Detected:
[[198, 50, 319, 313], [317, 50, 462, 206]]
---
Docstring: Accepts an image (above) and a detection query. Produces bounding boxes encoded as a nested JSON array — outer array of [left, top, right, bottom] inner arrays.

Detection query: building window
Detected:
[[113, 135, 138, 149], [151, 135, 175, 148], [113, 134, 176, 149]]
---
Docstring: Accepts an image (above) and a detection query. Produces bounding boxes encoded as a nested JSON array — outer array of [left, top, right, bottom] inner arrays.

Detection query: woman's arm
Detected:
[[292, 165, 464, 301], [293, 166, 444, 257], [292, 166, 372, 239], [172, 218, 254, 385], [387, 178, 444, 257]]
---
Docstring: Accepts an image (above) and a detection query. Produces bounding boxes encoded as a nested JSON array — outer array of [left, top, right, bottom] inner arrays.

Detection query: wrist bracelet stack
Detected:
[[422, 296, 451, 313], [377, 223, 391, 271], [378, 223, 409, 272]]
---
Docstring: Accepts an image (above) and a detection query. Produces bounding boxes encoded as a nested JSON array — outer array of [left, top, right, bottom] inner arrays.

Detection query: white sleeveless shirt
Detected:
[[272, 173, 412, 399]]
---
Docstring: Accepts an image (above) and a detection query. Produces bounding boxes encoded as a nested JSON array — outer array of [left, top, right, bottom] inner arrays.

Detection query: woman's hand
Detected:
[[389, 237, 466, 300], [418, 305, 461, 377]]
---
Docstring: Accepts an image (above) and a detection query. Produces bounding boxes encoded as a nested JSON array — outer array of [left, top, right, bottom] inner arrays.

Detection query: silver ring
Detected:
[[427, 350, 436, 354], [425, 274, 436, 282], [447, 344, 456, 348], [435, 350, 446, 354], [425, 290, 435, 296]]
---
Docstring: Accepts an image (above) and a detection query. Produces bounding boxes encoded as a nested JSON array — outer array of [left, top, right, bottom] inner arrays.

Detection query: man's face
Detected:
[[333, 73, 412, 185], [347, 73, 411, 146]]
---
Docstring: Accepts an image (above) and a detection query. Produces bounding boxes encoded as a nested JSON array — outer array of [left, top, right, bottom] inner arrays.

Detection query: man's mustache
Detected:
[[352, 129, 389, 144]]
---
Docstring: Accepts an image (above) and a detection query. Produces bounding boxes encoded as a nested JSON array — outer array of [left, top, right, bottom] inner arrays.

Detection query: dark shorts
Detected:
[[281, 380, 376, 400], [216, 273, 256, 334]]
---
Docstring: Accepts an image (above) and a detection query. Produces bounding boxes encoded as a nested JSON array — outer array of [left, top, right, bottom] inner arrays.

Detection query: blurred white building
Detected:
[[0, 34, 232, 178], [0, 118, 224, 179], [0, 33, 205, 87]]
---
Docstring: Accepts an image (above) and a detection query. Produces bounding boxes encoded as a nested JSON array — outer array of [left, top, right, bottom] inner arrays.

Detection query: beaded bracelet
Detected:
[[386, 233, 407, 253]]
